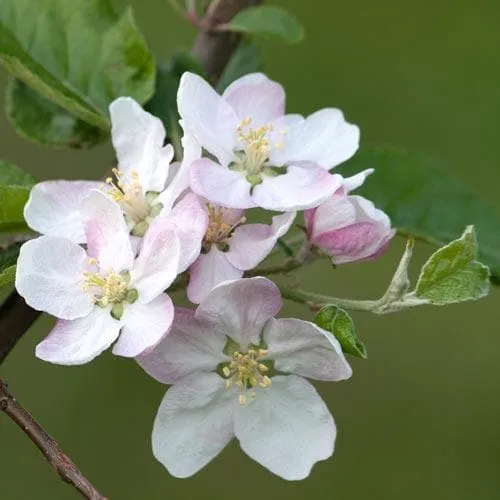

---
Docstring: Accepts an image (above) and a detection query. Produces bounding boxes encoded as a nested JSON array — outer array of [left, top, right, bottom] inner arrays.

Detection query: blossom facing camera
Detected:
[[137, 277, 352, 480], [177, 72, 360, 211], [305, 190, 395, 264], [16, 191, 182, 364]]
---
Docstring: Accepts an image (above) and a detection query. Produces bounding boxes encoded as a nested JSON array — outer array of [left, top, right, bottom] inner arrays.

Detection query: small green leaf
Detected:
[[0, 265, 16, 288], [314, 305, 367, 359], [217, 42, 261, 92], [0, 242, 21, 289], [6, 79, 106, 149], [341, 147, 500, 283], [226, 6, 305, 44], [0, 0, 155, 129], [0, 160, 36, 186], [415, 226, 490, 305]]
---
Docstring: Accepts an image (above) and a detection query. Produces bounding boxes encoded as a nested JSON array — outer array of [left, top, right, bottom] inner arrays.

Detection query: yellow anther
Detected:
[[81, 271, 129, 307], [203, 205, 246, 249]]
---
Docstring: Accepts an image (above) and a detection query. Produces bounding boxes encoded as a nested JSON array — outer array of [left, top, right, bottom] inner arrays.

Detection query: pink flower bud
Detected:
[[304, 192, 395, 264]]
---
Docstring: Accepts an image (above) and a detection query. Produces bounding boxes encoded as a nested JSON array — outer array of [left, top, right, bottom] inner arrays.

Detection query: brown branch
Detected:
[[0, 379, 106, 499], [191, 0, 264, 82]]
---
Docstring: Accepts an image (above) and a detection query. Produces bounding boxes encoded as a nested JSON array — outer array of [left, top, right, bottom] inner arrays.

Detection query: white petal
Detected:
[[177, 72, 238, 167], [195, 277, 282, 348], [252, 165, 341, 211], [222, 73, 285, 125], [82, 190, 134, 273], [152, 372, 235, 478], [271, 108, 360, 169], [235, 375, 335, 480], [190, 158, 256, 209], [110, 97, 172, 192], [166, 193, 208, 273], [112, 294, 174, 358], [36, 307, 121, 365], [24, 181, 101, 243], [342, 168, 374, 193], [187, 248, 243, 304], [263, 318, 352, 381], [131, 218, 180, 303], [226, 212, 296, 270], [15, 236, 93, 320], [310, 193, 357, 238], [137, 308, 228, 384]]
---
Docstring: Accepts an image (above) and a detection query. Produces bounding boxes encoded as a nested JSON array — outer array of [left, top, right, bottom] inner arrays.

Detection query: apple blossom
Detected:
[[187, 202, 296, 303], [177, 72, 359, 211], [15, 190, 182, 364], [137, 277, 352, 480], [304, 187, 395, 264]]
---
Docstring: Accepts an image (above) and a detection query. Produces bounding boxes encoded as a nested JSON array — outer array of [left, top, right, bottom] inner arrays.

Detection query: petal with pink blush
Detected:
[[226, 212, 296, 270], [195, 277, 282, 347], [342, 168, 374, 193], [187, 248, 242, 305], [222, 73, 285, 126], [271, 108, 359, 169], [252, 165, 341, 211], [309, 194, 357, 239], [36, 307, 121, 365], [112, 293, 174, 357], [177, 72, 238, 166], [15, 236, 93, 320], [167, 193, 208, 273], [82, 190, 134, 273], [24, 180, 101, 243], [190, 158, 256, 209], [132, 219, 180, 303]]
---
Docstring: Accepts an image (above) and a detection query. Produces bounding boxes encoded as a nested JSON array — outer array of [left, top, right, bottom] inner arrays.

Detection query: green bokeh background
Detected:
[[1, 0, 500, 498]]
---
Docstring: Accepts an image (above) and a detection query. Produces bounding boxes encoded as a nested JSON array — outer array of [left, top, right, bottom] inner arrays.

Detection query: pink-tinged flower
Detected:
[[177, 72, 360, 211], [24, 98, 206, 249], [137, 277, 352, 480], [187, 203, 295, 303], [16, 191, 181, 364], [304, 186, 395, 264]]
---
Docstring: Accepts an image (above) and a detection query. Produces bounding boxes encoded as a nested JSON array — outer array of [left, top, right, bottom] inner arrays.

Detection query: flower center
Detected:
[[202, 205, 245, 253], [222, 348, 272, 406], [105, 168, 162, 236]]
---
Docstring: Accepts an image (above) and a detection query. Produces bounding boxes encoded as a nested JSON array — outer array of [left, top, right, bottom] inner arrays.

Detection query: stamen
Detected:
[[203, 205, 246, 251], [81, 271, 130, 308]]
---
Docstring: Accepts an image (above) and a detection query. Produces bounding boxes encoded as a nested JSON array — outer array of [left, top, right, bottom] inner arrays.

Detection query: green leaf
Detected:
[[226, 6, 305, 44], [0, 242, 21, 288], [341, 147, 500, 283], [314, 305, 367, 359], [6, 79, 106, 149], [414, 226, 490, 305], [0, 265, 16, 288], [217, 42, 261, 92], [0, 0, 155, 129], [0, 161, 35, 234], [146, 53, 205, 158]]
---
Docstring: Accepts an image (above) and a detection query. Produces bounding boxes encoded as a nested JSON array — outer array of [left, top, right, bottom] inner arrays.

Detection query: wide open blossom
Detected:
[[137, 277, 352, 480], [304, 175, 395, 264], [23, 98, 206, 265], [177, 72, 359, 211], [16, 191, 181, 364], [187, 203, 295, 303]]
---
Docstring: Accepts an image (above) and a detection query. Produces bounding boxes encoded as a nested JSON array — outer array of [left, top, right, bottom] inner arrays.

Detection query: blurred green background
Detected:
[[1, 0, 500, 498]]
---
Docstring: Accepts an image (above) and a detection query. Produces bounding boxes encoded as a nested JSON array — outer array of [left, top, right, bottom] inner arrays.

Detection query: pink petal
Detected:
[[82, 190, 134, 273], [15, 236, 93, 320], [222, 73, 285, 126], [271, 108, 360, 169], [24, 180, 101, 243], [190, 158, 256, 209], [226, 212, 296, 270], [131, 218, 180, 303], [187, 248, 243, 304], [36, 307, 121, 365], [112, 293, 174, 357], [177, 72, 238, 167], [166, 193, 208, 273], [252, 165, 341, 211], [195, 277, 282, 347], [309, 193, 357, 239], [137, 308, 228, 384]]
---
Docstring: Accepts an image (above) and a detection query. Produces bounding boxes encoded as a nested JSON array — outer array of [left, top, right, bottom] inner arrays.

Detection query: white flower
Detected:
[[16, 191, 181, 364], [137, 277, 352, 480]]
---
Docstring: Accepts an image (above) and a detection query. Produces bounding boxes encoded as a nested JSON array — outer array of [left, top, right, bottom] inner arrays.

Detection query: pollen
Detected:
[[203, 205, 246, 252], [223, 348, 272, 405], [81, 271, 130, 307]]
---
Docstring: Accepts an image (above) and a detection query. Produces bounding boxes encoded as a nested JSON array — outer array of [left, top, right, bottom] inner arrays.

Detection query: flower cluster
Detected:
[[15, 72, 394, 479]]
